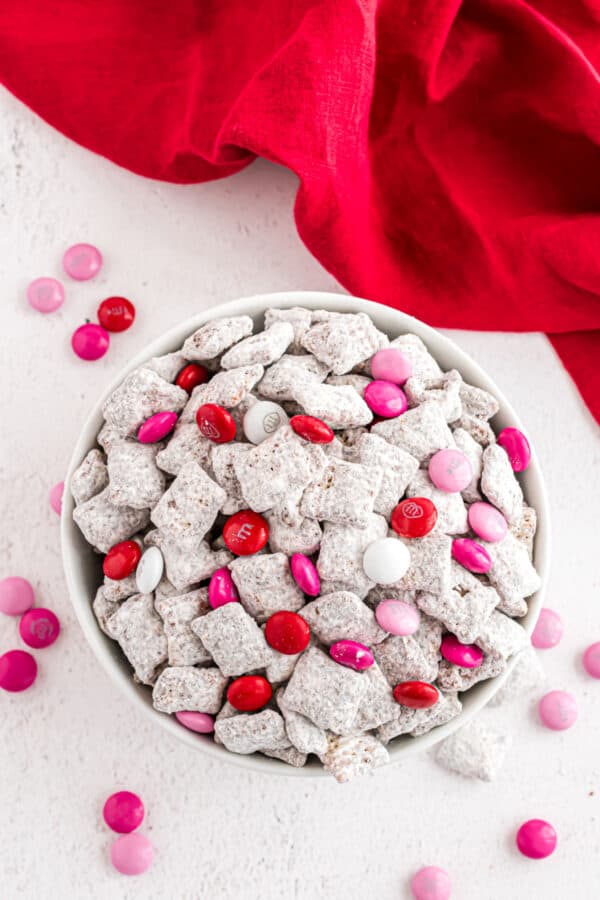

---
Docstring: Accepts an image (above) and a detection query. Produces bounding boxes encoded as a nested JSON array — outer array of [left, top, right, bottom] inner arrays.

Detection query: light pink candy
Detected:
[[497, 427, 531, 472], [49, 481, 64, 515], [0, 576, 34, 616], [27, 277, 64, 313], [440, 634, 484, 668], [583, 641, 600, 678], [467, 501, 507, 543], [451, 538, 491, 574], [364, 380, 408, 418], [516, 819, 557, 859], [428, 449, 472, 493], [71, 323, 110, 361], [375, 599, 420, 636], [538, 690, 578, 731], [208, 568, 239, 609], [531, 608, 563, 649], [175, 710, 215, 733], [370, 347, 413, 385], [110, 833, 154, 876], [137, 411, 178, 443], [410, 866, 452, 900], [63, 243, 102, 280], [329, 639, 374, 671], [290, 553, 320, 597]]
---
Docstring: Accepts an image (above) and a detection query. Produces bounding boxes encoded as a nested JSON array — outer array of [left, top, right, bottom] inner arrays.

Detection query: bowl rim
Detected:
[[61, 290, 550, 778]]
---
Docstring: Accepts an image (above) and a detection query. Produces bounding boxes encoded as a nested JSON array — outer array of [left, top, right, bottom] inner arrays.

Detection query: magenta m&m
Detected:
[[451, 538, 491, 574], [103, 791, 145, 834], [440, 634, 484, 668], [208, 567, 239, 609], [370, 347, 413, 385], [467, 501, 507, 543], [49, 481, 64, 515], [364, 380, 408, 418], [0, 649, 37, 692], [538, 690, 578, 731], [583, 642, 600, 678], [329, 639, 374, 671], [0, 576, 34, 616], [27, 277, 64, 313], [429, 449, 472, 493], [137, 411, 178, 444], [19, 608, 60, 649], [531, 608, 563, 649], [375, 599, 420, 636], [63, 243, 102, 280], [516, 819, 557, 859], [110, 833, 154, 876], [410, 865, 451, 900], [497, 427, 531, 472], [290, 553, 320, 597], [71, 323, 110, 361], [175, 710, 215, 733]]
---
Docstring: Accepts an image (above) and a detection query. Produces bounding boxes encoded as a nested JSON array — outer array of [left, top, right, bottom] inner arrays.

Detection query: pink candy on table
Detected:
[[49, 481, 64, 515], [516, 819, 557, 859], [71, 323, 110, 361], [375, 598, 420, 636], [583, 642, 600, 678], [370, 347, 413, 385], [329, 639, 374, 671], [440, 634, 484, 669], [19, 608, 60, 649], [451, 538, 491, 574], [497, 427, 531, 472], [290, 553, 320, 597], [110, 833, 154, 876], [428, 449, 472, 493], [531, 608, 564, 649], [0, 576, 34, 616], [364, 380, 408, 418], [63, 243, 102, 280], [208, 567, 239, 609], [467, 501, 507, 543], [410, 865, 452, 900], [538, 690, 578, 731], [103, 791, 145, 834], [175, 710, 215, 733], [27, 277, 64, 313], [137, 411, 178, 444], [0, 649, 37, 692]]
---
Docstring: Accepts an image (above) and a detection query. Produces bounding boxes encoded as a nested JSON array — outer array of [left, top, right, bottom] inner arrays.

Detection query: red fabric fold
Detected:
[[1, 1, 599, 422]]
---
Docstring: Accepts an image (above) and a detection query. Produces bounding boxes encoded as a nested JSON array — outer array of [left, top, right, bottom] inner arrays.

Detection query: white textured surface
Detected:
[[1, 88, 599, 899]]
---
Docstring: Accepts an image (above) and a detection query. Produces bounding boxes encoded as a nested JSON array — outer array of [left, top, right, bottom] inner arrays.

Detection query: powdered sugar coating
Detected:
[[435, 720, 510, 781], [71, 448, 108, 505]]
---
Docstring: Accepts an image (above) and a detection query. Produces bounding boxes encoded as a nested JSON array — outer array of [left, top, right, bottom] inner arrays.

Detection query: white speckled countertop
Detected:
[[1, 88, 599, 900]]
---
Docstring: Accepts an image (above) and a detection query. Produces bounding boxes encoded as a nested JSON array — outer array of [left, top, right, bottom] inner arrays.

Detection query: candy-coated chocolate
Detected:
[[71, 323, 110, 361], [370, 347, 413, 385], [103, 541, 142, 580], [531, 608, 563, 649], [196, 403, 236, 443], [516, 819, 557, 859], [289, 553, 320, 596], [175, 710, 215, 733], [265, 611, 311, 655], [497, 427, 531, 472], [137, 411, 178, 443], [227, 674, 272, 711], [110, 833, 154, 875], [0, 576, 34, 617], [63, 243, 102, 280], [243, 400, 288, 444], [364, 380, 408, 418], [451, 538, 492, 574], [538, 690, 578, 731], [467, 501, 507, 543], [27, 277, 64, 313], [19, 608, 60, 649], [391, 497, 438, 539], [329, 639, 374, 671], [175, 363, 209, 393], [97, 296, 135, 332], [440, 633, 484, 668], [0, 650, 37, 692], [49, 481, 64, 515], [393, 680, 439, 709], [222, 510, 269, 556], [363, 537, 411, 585], [583, 642, 600, 679], [428, 449, 472, 493], [410, 866, 451, 900], [375, 599, 420, 636], [208, 567, 239, 609], [135, 547, 164, 594], [103, 791, 145, 834], [290, 414, 334, 444]]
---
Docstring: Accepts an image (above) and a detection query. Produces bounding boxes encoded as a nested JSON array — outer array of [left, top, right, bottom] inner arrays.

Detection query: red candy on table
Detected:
[[175, 363, 209, 393], [19, 608, 60, 649], [265, 611, 311, 655], [0, 649, 37, 692], [393, 681, 439, 709], [103, 790, 145, 834], [391, 497, 438, 538], [222, 510, 269, 556], [227, 674, 272, 711], [97, 296, 135, 332], [196, 403, 236, 443], [290, 415, 334, 444], [103, 540, 142, 580]]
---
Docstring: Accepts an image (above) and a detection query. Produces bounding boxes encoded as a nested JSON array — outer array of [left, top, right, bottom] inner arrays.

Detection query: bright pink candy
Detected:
[[410, 866, 451, 900], [0, 576, 34, 616], [428, 449, 472, 493], [71, 323, 110, 360], [27, 277, 64, 313], [208, 567, 239, 609], [364, 380, 408, 418], [103, 791, 145, 834], [19, 608, 60, 649], [497, 427, 531, 472], [110, 833, 154, 875], [538, 690, 578, 731], [440, 634, 484, 668], [175, 710, 215, 733], [531, 608, 564, 649], [583, 642, 600, 678], [375, 599, 420, 636], [451, 538, 491, 574], [516, 819, 557, 859], [137, 411, 178, 443], [329, 639, 374, 671], [370, 347, 413, 385], [467, 501, 507, 543], [290, 553, 320, 597], [63, 243, 102, 280], [0, 650, 37, 692], [49, 481, 64, 515]]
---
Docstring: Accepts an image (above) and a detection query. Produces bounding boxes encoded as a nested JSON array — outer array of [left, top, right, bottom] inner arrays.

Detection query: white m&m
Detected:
[[363, 538, 411, 585], [243, 401, 289, 444], [135, 547, 164, 594]]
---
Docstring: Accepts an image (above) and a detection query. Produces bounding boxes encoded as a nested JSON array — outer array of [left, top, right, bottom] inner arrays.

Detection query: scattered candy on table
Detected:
[[19, 608, 60, 649], [583, 642, 600, 678], [329, 639, 374, 671], [0, 649, 37, 692], [175, 363, 209, 393], [393, 681, 439, 709], [103, 790, 145, 834], [71, 322, 110, 360], [110, 832, 154, 876], [0, 576, 34, 616], [364, 380, 408, 418], [196, 403, 236, 443], [428, 449, 473, 493], [175, 710, 215, 733], [227, 674, 272, 711], [208, 567, 239, 609], [97, 296, 135, 332], [516, 819, 557, 859], [538, 690, 578, 731], [62, 243, 102, 280], [497, 427, 531, 472], [467, 501, 508, 543], [370, 347, 412, 385], [362, 537, 411, 584], [137, 411, 178, 444], [451, 538, 492, 574], [531, 608, 564, 649], [135, 546, 164, 594], [222, 510, 269, 555], [375, 598, 420, 636], [289, 553, 320, 596], [103, 541, 142, 580], [49, 480, 64, 515], [243, 400, 288, 444], [26, 276, 64, 313], [440, 634, 484, 669], [289, 414, 334, 444], [410, 865, 452, 900], [391, 497, 438, 538], [265, 611, 311, 655]]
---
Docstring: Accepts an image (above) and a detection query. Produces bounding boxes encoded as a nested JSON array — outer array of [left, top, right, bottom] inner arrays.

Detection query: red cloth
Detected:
[[1, 1, 599, 422]]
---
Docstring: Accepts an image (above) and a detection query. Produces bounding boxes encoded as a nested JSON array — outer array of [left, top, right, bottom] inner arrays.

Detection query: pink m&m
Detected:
[[531, 609, 563, 649], [71, 323, 110, 360], [428, 449, 472, 493], [0, 576, 34, 616], [63, 243, 102, 280], [175, 710, 215, 733], [49, 481, 64, 515], [364, 380, 408, 418], [410, 865, 451, 900], [290, 553, 320, 597], [375, 599, 420, 636], [583, 642, 600, 678], [538, 690, 578, 731], [516, 819, 557, 859], [467, 502, 507, 543], [27, 277, 64, 313], [370, 347, 413, 385], [137, 411, 178, 444], [208, 567, 239, 609], [0, 650, 37, 692], [451, 538, 491, 574], [497, 427, 531, 472], [103, 791, 144, 834], [19, 608, 60, 649], [440, 634, 484, 668], [110, 833, 154, 876], [330, 639, 374, 671]]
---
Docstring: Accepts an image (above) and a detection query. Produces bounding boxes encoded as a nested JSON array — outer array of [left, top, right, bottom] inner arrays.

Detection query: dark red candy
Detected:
[[391, 497, 438, 539], [290, 415, 334, 444], [103, 540, 142, 580], [175, 363, 210, 393], [265, 611, 311, 655], [227, 675, 272, 712], [222, 511, 269, 556], [97, 296, 135, 332], [393, 681, 439, 709], [196, 403, 236, 443]]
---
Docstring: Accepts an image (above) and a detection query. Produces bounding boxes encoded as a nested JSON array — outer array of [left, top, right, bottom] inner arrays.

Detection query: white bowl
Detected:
[[62, 291, 550, 777]]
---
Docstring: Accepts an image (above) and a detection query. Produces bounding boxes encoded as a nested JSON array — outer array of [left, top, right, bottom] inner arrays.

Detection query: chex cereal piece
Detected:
[[404, 369, 463, 422], [93, 586, 121, 636], [319, 579, 369, 600], [211, 443, 251, 513], [155, 576, 193, 601], [476, 609, 529, 660], [488, 647, 545, 707], [229, 553, 304, 622], [300, 458, 383, 528], [73, 487, 150, 552], [300, 591, 386, 646], [292, 382, 373, 429], [394, 533, 452, 596], [152, 665, 227, 713], [321, 734, 389, 783], [283, 646, 367, 734], [481, 444, 524, 525], [266, 513, 322, 556], [351, 663, 398, 731], [409, 691, 462, 736], [324, 438, 345, 459], [317, 514, 388, 598], [155, 588, 212, 667], [414, 614, 444, 666], [277, 687, 328, 756], [97, 422, 123, 453], [459, 382, 499, 420], [372, 401, 455, 462], [145, 529, 231, 591], [453, 412, 496, 447], [180, 364, 264, 421], [265, 645, 302, 685], [354, 433, 419, 518], [103, 573, 139, 604], [108, 593, 168, 684], [214, 710, 290, 755], [374, 634, 439, 685], [511, 505, 537, 557], [107, 441, 166, 510], [263, 746, 308, 767], [406, 470, 468, 535], [181, 315, 253, 360], [155, 423, 213, 475], [71, 448, 108, 505], [264, 307, 312, 353], [452, 427, 483, 503], [102, 367, 187, 436], [483, 532, 541, 616], [191, 603, 270, 676], [389, 334, 442, 380], [417, 582, 497, 645], [336, 427, 369, 454], [257, 354, 329, 402], [437, 654, 506, 692], [435, 720, 510, 781], [150, 461, 226, 540], [302, 312, 387, 375], [326, 374, 371, 397], [144, 351, 188, 383], [367, 585, 419, 607], [221, 321, 294, 369]]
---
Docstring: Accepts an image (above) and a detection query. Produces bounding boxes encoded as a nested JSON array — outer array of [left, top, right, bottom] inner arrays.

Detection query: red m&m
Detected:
[[103, 541, 142, 580], [97, 297, 135, 333], [227, 675, 272, 711], [265, 611, 311, 655], [196, 403, 236, 443], [391, 497, 438, 538], [290, 415, 334, 444], [393, 681, 439, 709], [223, 511, 269, 556], [175, 363, 209, 393]]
